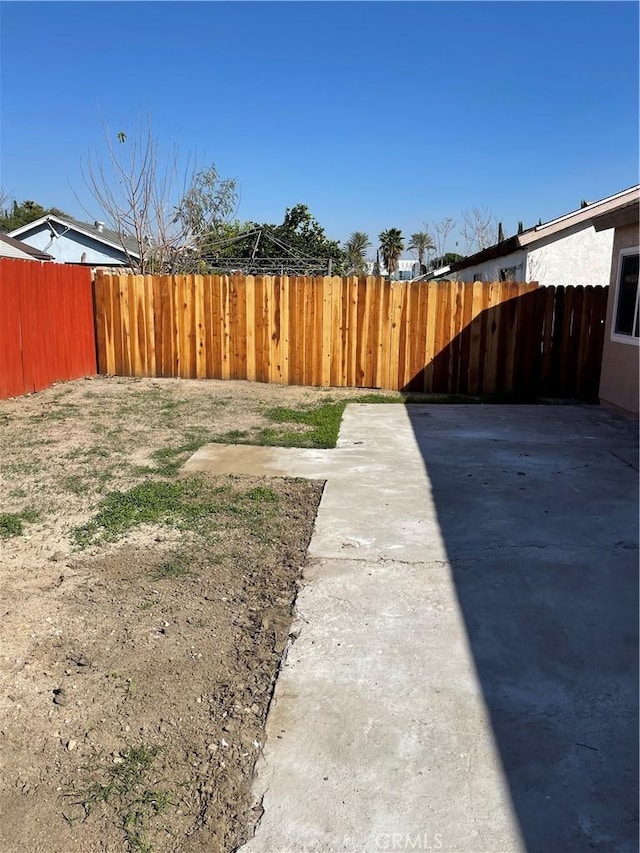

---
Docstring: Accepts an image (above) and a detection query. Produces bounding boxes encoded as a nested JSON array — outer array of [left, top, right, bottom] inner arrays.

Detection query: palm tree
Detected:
[[343, 231, 371, 275], [408, 231, 435, 273], [378, 228, 404, 280]]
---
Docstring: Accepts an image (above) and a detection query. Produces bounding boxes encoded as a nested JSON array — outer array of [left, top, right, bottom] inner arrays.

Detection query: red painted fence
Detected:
[[0, 259, 96, 399]]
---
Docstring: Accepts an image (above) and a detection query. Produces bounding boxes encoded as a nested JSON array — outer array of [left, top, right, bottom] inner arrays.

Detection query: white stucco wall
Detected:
[[451, 248, 527, 282], [525, 223, 613, 286], [14, 224, 130, 266], [449, 222, 614, 286]]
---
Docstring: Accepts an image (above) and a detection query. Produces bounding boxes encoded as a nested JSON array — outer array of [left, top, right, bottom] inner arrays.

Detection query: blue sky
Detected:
[[1, 1, 638, 255]]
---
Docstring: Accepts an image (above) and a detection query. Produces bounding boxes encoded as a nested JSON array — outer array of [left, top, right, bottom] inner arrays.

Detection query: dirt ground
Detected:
[[0, 377, 385, 853]]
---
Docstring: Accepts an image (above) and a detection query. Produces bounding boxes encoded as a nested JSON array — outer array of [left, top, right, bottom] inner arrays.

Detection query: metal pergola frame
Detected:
[[199, 226, 333, 276]]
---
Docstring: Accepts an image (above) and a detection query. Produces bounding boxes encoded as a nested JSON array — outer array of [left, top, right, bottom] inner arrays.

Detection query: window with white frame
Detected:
[[612, 247, 639, 343]]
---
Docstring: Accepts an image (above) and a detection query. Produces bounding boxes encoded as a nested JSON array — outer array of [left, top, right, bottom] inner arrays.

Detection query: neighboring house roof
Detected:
[[413, 265, 452, 282], [449, 184, 640, 274], [0, 232, 53, 261], [8, 214, 141, 258], [590, 186, 640, 231]]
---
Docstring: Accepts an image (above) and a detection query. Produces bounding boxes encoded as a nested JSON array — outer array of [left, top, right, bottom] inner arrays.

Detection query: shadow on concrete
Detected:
[[405, 402, 638, 852]]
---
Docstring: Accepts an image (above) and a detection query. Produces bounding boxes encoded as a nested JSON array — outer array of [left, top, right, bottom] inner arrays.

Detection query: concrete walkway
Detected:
[[186, 404, 638, 853]]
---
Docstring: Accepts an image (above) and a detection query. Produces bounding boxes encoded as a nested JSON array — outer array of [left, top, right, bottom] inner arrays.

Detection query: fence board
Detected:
[[579, 285, 607, 399], [539, 285, 556, 394], [312, 277, 323, 387], [575, 286, 593, 398], [91, 273, 608, 400], [364, 278, 378, 388], [388, 284, 402, 390], [0, 259, 96, 399], [321, 277, 333, 387], [293, 279, 302, 386], [377, 281, 391, 391], [448, 282, 462, 391], [458, 282, 470, 389], [558, 285, 575, 394], [1, 261, 25, 397], [433, 283, 450, 391], [153, 275, 167, 377]]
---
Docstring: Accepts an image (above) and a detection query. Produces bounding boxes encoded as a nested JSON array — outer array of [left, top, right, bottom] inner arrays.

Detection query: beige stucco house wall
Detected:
[[595, 206, 639, 417], [443, 186, 635, 286]]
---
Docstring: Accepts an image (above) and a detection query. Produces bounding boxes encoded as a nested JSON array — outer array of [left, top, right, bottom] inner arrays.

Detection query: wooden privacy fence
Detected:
[[0, 259, 96, 400], [94, 274, 608, 399]]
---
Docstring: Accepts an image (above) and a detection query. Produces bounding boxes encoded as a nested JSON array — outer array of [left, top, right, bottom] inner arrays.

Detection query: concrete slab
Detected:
[[183, 443, 337, 480], [245, 557, 520, 853], [191, 404, 638, 853]]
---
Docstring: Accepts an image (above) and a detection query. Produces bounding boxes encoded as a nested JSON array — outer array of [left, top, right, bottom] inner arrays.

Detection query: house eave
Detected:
[[8, 215, 141, 259], [519, 184, 640, 246], [448, 236, 521, 273], [448, 184, 640, 273], [590, 196, 640, 232]]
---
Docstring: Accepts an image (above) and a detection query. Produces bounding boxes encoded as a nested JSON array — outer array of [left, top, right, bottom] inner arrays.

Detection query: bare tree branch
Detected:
[[0, 188, 12, 215], [80, 117, 238, 273], [431, 217, 456, 260], [460, 206, 496, 255]]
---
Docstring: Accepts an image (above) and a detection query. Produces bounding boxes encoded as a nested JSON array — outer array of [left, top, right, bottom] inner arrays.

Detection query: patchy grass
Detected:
[[152, 551, 192, 580], [243, 485, 279, 503], [64, 745, 175, 853], [352, 392, 403, 404], [72, 478, 280, 548], [8, 487, 28, 499], [216, 429, 249, 442], [29, 402, 83, 422], [214, 401, 348, 450], [149, 436, 209, 477], [64, 446, 110, 463], [1, 460, 42, 476], [72, 480, 210, 547], [0, 513, 25, 539], [204, 406, 342, 449], [0, 507, 40, 539], [61, 475, 90, 496]]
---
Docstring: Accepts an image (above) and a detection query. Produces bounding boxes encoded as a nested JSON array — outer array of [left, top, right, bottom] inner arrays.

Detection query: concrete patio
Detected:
[[186, 404, 639, 852]]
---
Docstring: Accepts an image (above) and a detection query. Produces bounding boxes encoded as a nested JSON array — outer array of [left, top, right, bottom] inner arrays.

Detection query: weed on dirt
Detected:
[[149, 437, 210, 477], [152, 551, 193, 580], [0, 507, 40, 538], [64, 745, 175, 853]]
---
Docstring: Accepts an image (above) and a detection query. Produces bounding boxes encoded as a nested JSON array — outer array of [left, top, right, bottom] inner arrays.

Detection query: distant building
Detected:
[[366, 258, 421, 280], [8, 214, 140, 268]]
